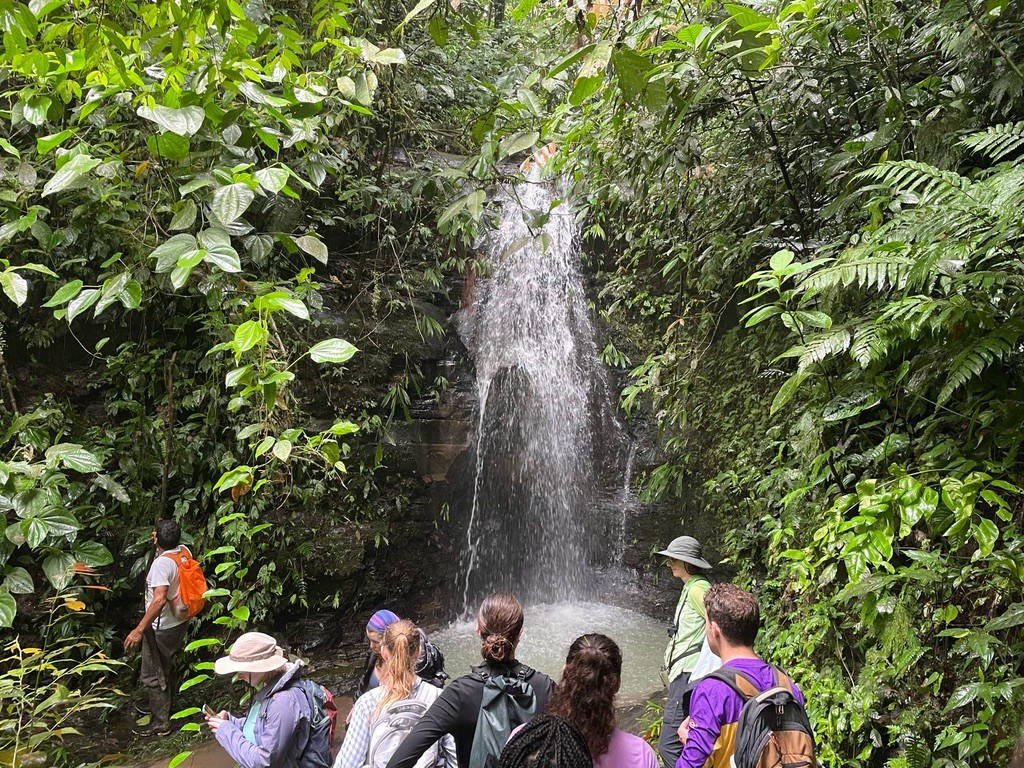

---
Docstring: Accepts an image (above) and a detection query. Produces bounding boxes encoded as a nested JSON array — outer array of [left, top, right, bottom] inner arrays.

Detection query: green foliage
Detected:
[[499, 0, 1024, 764], [0, 591, 124, 766]]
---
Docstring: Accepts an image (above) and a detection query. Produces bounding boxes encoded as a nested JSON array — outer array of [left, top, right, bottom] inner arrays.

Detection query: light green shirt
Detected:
[[663, 576, 709, 681]]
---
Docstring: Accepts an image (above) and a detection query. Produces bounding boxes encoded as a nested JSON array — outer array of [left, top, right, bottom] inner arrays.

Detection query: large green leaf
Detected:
[[367, 48, 406, 65], [137, 105, 205, 136], [499, 131, 539, 160], [150, 234, 199, 273], [66, 288, 100, 322], [46, 443, 103, 473], [295, 235, 329, 264], [0, 589, 15, 628], [42, 280, 83, 308], [234, 321, 267, 353], [308, 338, 358, 364], [42, 154, 101, 197], [255, 167, 289, 194], [0, 272, 28, 306], [3, 567, 34, 595], [395, 0, 435, 31], [212, 183, 255, 225], [73, 540, 114, 567], [170, 200, 198, 231], [199, 227, 241, 273], [42, 552, 75, 590]]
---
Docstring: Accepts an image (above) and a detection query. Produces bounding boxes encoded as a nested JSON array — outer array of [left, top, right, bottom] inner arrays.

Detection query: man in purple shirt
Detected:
[[675, 584, 806, 768]]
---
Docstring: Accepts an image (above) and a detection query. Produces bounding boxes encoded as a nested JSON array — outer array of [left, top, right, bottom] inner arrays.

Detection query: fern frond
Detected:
[[938, 326, 1020, 404], [850, 324, 888, 368], [800, 253, 915, 293], [860, 160, 973, 206], [798, 328, 852, 371], [960, 121, 1024, 162]]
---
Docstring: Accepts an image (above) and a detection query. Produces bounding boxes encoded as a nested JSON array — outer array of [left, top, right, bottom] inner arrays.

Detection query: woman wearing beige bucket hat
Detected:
[[655, 536, 712, 768], [207, 632, 329, 767]]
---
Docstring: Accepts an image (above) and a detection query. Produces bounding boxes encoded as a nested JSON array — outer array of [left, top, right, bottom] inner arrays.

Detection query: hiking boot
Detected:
[[132, 701, 150, 717], [132, 722, 172, 737]]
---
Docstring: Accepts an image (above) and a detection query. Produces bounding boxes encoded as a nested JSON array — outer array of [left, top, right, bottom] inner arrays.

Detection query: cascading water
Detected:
[[438, 178, 667, 702], [458, 180, 600, 609]]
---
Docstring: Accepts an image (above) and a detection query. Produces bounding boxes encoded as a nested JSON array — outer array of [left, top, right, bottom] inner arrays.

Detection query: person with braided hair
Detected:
[[543, 635, 658, 768], [499, 716, 592, 768], [386, 594, 556, 768]]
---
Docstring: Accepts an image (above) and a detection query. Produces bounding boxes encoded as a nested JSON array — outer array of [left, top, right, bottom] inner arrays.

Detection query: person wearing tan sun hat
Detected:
[[207, 632, 323, 768], [655, 535, 713, 768]]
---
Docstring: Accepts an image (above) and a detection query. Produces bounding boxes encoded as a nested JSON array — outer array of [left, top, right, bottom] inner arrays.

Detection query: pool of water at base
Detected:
[[431, 601, 667, 706]]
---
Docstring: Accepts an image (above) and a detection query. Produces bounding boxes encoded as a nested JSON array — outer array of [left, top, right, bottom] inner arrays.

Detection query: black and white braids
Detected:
[[499, 715, 593, 768]]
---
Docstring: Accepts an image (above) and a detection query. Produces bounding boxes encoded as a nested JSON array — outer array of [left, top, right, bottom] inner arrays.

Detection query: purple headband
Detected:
[[367, 609, 400, 633]]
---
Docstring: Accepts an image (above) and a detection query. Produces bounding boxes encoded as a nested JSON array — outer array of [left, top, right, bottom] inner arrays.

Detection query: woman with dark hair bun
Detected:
[[385, 594, 556, 768], [546, 635, 658, 768]]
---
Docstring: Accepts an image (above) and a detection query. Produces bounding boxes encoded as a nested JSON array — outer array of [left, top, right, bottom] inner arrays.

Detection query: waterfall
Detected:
[[457, 180, 604, 611]]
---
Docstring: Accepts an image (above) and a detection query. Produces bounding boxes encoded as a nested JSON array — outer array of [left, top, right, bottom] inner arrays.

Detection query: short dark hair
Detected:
[[705, 583, 759, 647], [156, 520, 182, 550]]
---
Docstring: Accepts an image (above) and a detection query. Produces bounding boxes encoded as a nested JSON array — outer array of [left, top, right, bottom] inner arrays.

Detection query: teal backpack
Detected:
[[468, 664, 537, 768]]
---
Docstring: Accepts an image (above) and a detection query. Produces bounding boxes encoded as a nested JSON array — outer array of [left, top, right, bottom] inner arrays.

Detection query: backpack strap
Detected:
[[772, 667, 795, 695], [704, 668, 762, 701]]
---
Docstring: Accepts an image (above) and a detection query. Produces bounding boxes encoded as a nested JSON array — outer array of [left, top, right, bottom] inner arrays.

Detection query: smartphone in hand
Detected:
[[202, 703, 218, 718]]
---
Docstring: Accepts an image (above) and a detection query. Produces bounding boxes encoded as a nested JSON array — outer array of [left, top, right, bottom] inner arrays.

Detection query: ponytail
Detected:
[[374, 619, 420, 716], [478, 594, 524, 664], [546, 634, 621, 759]]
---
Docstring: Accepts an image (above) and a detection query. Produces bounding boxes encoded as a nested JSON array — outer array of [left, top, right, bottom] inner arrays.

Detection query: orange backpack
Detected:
[[163, 546, 207, 619]]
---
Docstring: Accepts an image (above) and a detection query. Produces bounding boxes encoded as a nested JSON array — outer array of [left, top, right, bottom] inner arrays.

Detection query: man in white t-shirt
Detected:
[[123, 519, 189, 736]]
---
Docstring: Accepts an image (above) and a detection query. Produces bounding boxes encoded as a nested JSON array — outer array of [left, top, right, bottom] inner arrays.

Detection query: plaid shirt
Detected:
[[333, 680, 456, 768]]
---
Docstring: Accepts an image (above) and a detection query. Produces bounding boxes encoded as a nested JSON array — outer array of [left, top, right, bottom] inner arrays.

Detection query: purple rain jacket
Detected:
[[215, 661, 312, 768]]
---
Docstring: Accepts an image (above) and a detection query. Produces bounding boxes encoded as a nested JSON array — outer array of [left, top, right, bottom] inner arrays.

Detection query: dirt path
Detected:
[[144, 696, 353, 768]]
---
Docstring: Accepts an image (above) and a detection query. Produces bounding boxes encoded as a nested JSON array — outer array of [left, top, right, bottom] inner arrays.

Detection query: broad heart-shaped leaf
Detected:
[[45, 443, 102, 473], [137, 105, 205, 137], [499, 131, 539, 160], [272, 439, 292, 462], [308, 338, 358, 364], [42, 154, 101, 197], [0, 588, 15, 628], [0, 272, 28, 306], [255, 167, 289, 194], [295, 235, 328, 264], [42, 552, 75, 590], [211, 183, 255, 225], [3, 566, 34, 595], [199, 227, 241, 273], [170, 200, 198, 231], [73, 540, 113, 567], [234, 320, 267, 354], [39, 512, 79, 537], [23, 95, 51, 126], [151, 234, 199, 273]]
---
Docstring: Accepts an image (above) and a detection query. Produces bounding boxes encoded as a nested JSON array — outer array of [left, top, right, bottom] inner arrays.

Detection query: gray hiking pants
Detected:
[[658, 672, 691, 768], [140, 622, 187, 728]]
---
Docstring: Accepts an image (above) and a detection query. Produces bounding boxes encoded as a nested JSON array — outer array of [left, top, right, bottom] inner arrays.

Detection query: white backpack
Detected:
[[364, 698, 439, 768]]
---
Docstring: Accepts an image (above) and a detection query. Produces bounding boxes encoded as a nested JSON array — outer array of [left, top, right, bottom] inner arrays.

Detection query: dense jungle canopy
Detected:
[[1, 0, 1023, 765]]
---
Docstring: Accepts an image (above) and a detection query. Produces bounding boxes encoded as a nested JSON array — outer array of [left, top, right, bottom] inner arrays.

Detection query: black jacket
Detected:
[[385, 660, 555, 768]]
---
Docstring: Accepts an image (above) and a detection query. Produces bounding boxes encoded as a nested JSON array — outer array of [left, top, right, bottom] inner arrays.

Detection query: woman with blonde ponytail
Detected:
[[335, 620, 456, 768]]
